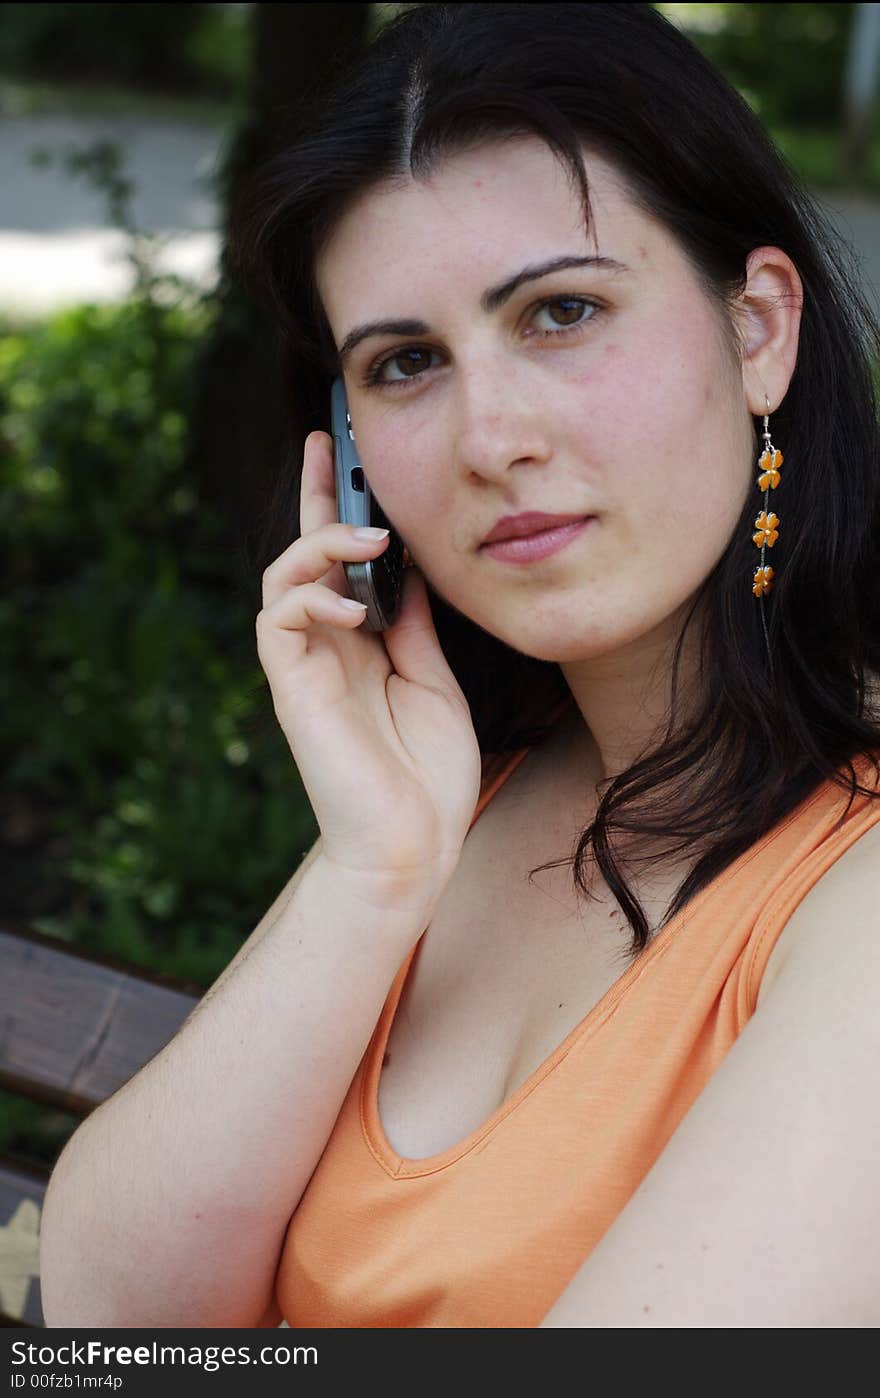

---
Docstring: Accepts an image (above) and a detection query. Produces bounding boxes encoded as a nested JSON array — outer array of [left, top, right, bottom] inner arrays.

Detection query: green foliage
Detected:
[[0, 2, 252, 99], [0, 131, 316, 1166], [664, 3, 852, 128], [1, 293, 319, 992], [0, 1088, 79, 1174], [180, 4, 255, 101], [660, 4, 880, 191], [0, 290, 319, 1167], [2, 128, 319, 1009]]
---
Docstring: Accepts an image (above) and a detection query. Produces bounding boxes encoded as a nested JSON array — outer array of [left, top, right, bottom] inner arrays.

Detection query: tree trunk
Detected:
[[843, 2, 880, 185]]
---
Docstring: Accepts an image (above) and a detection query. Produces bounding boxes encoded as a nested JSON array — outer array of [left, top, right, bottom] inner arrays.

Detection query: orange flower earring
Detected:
[[752, 395, 782, 601]]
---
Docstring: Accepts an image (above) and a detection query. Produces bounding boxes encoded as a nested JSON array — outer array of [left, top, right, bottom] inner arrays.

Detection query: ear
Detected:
[[733, 246, 804, 416]]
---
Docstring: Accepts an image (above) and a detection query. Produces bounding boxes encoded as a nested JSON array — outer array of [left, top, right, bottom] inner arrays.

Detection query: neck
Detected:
[[558, 603, 705, 785]]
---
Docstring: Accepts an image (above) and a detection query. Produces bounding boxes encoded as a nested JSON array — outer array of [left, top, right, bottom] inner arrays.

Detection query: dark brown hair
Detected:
[[229, 2, 880, 955]]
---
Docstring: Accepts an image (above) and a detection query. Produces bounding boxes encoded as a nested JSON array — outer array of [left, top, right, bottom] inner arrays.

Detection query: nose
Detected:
[[450, 362, 554, 482]]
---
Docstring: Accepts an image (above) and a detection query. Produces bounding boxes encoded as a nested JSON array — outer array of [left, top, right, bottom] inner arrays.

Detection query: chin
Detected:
[[487, 618, 623, 665], [521, 639, 621, 664]]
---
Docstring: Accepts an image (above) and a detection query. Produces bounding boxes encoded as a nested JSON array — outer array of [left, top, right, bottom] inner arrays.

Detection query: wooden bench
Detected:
[[1, 917, 206, 1327]]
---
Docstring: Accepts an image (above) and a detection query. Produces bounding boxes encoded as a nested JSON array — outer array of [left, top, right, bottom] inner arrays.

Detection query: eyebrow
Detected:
[[335, 253, 630, 369]]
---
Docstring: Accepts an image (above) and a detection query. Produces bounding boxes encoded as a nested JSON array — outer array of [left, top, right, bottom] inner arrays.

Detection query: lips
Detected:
[[480, 511, 594, 546]]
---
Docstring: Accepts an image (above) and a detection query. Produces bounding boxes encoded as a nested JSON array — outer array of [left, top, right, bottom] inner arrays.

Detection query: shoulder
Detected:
[[542, 766, 880, 1326], [758, 792, 880, 1006], [542, 802, 880, 1324]]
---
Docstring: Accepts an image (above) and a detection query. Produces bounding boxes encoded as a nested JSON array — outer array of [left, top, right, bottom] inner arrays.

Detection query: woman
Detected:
[[41, 3, 880, 1327]]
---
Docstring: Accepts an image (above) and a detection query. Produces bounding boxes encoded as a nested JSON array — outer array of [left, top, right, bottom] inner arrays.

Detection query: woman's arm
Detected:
[[540, 823, 880, 1328], [38, 850, 439, 1329]]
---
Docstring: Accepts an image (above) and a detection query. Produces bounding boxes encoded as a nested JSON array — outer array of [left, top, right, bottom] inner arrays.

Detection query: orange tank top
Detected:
[[274, 739, 880, 1328]]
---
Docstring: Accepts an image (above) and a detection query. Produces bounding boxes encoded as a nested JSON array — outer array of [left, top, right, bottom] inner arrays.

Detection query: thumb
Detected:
[[381, 566, 462, 697]]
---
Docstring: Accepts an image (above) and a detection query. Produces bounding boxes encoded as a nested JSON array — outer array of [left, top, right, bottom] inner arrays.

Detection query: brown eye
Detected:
[[394, 349, 434, 375], [546, 298, 589, 325], [367, 346, 439, 387], [528, 296, 600, 339]]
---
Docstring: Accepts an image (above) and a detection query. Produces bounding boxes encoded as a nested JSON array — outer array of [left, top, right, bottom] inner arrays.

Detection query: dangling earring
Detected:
[[751, 395, 782, 596], [751, 394, 781, 671], [402, 544, 414, 568]]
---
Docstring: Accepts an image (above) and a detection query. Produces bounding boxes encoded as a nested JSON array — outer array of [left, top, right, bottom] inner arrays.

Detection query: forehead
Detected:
[[314, 139, 681, 316]]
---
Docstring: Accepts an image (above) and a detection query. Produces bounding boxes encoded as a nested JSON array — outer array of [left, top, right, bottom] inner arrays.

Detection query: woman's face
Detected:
[[314, 138, 756, 664]]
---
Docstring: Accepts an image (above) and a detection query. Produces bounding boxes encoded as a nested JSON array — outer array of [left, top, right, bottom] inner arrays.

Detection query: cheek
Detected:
[[570, 317, 748, 556], [356, 430, 447, 544], [580, 311, 712, 458]]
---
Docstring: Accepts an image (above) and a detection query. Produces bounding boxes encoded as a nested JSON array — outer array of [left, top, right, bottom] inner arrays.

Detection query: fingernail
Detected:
[[353, 527, 389, 540]]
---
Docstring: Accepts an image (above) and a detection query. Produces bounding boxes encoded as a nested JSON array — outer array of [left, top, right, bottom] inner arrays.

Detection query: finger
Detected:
[[381, 566, 462, 697], [262, 524, 390, 608], [300, 431, 338, 539], [257, 581, 368, 648], [295, 430, 347, 597]]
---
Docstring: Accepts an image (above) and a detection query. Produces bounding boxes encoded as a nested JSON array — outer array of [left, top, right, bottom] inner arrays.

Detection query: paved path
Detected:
[[0, 112, 226, 316], [2, 112, 880, 320]]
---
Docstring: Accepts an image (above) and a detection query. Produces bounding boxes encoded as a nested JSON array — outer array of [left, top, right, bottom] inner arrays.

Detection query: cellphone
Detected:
[[330, 377, 405, 631]]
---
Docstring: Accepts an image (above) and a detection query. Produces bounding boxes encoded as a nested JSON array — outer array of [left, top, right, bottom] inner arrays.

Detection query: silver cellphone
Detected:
[[330, 377, 405, 631]]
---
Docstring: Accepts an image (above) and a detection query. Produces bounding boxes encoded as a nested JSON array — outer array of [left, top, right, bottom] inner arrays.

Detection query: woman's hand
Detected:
[[256, 429, 482, 900]]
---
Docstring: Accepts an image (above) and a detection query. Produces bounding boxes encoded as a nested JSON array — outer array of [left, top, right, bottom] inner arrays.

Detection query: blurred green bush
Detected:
[[0, 115, 317, 1166], [662, 3, 852, 128], [0, 296, 318, 999], [0, 3, 252, 100]]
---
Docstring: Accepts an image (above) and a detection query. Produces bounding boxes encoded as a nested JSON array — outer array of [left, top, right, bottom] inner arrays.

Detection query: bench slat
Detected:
[[1, 922, 203, 1112], [1, 923, 211, 1327]]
